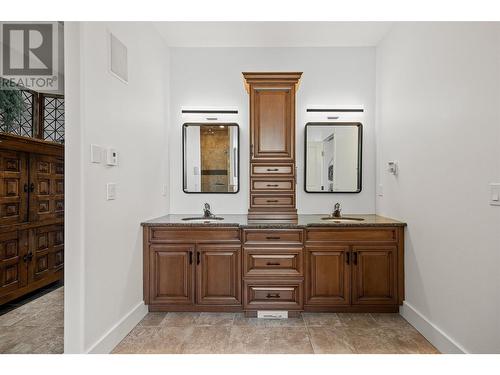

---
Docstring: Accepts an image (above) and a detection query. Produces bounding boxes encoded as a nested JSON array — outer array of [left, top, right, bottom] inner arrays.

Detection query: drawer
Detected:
[[149, 227, 240, 243], [250, 194, 295, 208], [244, 280, 303, 310], [306, 228, 398, 243], [251, 163, 294, 177], [243, 247, 303, 277], [243, 229, 303, 245], [251, 178, 294, 192]]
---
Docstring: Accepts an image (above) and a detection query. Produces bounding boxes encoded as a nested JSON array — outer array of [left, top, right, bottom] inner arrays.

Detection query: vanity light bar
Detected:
[[181, 109, 238, 114], [306, 108, 364, 112]]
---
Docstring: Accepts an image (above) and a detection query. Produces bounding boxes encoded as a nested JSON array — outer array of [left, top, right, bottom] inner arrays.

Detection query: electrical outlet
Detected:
[[377, 184, 384, 197]]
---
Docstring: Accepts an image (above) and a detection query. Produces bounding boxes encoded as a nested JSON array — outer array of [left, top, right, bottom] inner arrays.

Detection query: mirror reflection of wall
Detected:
[[305, 123, 362, 193], [183, 123, 239, 193]]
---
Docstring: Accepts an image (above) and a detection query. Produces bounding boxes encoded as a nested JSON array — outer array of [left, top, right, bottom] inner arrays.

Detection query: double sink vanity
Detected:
[[142, 71, 406, 316], [142, 212, 406, 316]]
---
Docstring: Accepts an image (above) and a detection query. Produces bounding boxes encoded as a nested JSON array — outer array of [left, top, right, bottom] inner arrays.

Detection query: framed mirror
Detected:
[[304, 122, 362, 193], [183, 123, 239, 193]]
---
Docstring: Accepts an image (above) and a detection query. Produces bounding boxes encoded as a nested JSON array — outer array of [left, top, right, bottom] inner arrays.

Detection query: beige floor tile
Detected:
[[337, 313, 379, 329], [303, 313, 343, 327], [197, 312, 235, 326], [138, 312, 167, 327], [266, 327, 313, 354], [161, 312, 200, 327], [180, 326, 231, 354], [225, 325, 271, 354], [307, 326, 355, 354], [112, 326, 162, 354], [142, 326, 196, 354]]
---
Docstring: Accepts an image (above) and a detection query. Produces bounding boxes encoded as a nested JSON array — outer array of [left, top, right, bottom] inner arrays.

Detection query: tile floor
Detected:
[[113, 312, 439, 354], [0, 285, 64, 354]]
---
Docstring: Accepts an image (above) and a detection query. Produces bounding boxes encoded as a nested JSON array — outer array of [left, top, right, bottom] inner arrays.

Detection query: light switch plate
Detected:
[[106, 183, 116, 200], [490, 183, 500, 206], [90, 144, 102, 163], [106, 148, 119, 166], [377, 184, 384, 197]]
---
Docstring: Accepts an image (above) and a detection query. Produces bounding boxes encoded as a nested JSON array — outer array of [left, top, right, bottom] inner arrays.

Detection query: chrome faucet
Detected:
[[332, 203, 342, 218], [203, 203, 214, 218]]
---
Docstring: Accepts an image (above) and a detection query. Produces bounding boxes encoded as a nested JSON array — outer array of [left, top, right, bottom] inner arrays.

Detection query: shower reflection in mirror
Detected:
[[183, 123, 239, 193]]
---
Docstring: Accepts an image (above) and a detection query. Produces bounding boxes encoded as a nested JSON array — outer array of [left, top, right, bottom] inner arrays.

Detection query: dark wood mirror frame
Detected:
[[304, 122, 363, 194], [182, 123, 240, 194]]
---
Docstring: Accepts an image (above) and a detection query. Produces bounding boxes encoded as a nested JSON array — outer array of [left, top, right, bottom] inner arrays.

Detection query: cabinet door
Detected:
[[351, 246, 397, 305], [0, 230, 28, 301], [251, 86, 294, 161], [196, 244, 241, 305], [28, 224, 64, 283], [0, 150, 28, 226], [150, 244, 194, 305], [305, 246, 350, 306], [29, 154, 64, 222]]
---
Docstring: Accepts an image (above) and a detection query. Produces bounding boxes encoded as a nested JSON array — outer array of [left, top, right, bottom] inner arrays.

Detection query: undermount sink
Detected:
[[320, 216, 365, 222], [181, 216, 224, 222]]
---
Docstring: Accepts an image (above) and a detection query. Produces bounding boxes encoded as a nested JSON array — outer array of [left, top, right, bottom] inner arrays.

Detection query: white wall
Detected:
[[376, 22, 500, 353], [169, 47, 376, 214], [65, 22, 170, 353]]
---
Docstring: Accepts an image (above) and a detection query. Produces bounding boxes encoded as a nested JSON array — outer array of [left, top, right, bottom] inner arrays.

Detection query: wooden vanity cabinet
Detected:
[[144, 227, 242, 311], [143, 223, 405, 313], [304, 227, 404, 312], [243, 72, 302, 220]]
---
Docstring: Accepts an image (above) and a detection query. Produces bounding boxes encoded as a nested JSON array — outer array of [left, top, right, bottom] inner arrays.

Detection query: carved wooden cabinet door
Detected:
[[28, 224, 64, 283], [149, 244, 195, 305], [0, 150, 28, 226], [305, 245, 351, 306], [196, 244, 241, 305], [0, 230, 28, 302], [351, 245, 397, 305], [29, 154, 64, 222], [250, 86, 294, 161]]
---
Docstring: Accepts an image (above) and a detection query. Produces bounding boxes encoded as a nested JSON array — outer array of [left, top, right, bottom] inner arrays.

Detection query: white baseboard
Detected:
[[400, 301, 467, 354], [86, 301, 148, 354]]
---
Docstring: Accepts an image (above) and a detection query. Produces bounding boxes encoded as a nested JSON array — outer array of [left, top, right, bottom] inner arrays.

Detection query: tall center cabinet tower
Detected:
[[243, 72, 302, 221]]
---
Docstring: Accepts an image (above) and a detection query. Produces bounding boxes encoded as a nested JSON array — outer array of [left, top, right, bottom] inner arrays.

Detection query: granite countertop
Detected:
[[141, 214, 406, 228]]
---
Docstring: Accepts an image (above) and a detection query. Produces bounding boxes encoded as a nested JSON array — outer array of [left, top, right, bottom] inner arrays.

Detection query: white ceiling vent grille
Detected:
[[109, 32, 128, 83]]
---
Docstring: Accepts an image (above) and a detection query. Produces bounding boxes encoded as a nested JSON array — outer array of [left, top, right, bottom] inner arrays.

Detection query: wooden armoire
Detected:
[[243, 72, 302, 221], [0, 134, 64, 305]]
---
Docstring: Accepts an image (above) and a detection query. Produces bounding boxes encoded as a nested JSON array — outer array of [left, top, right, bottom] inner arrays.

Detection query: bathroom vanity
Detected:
[[142, 215, 406, 314]]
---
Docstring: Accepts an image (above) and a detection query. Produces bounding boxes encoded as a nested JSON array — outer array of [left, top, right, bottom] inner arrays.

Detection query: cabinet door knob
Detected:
[[189, 251, 193, 265], [196, 251, 201, 265], [29, 183, 35, 192]]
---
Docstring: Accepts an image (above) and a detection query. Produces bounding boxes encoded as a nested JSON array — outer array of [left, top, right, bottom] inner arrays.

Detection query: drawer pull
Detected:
[[353, 251, 358, 265], [266, 262, 281, 266], [346, 252, 350, 265], [189, 251, 193, 264], [266, 293, 281, 299], [267, 168, 279, 172], [266, 236, 281, 240], [266, 184, 279, 187], [266, 200, 279, 203]]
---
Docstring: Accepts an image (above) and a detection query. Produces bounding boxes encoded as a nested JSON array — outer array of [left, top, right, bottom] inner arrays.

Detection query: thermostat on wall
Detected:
[[107, 148, 119, 166]]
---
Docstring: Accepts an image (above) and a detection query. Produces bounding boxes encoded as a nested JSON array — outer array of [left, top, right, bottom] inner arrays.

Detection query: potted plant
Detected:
[[0, 78, 24, 132]]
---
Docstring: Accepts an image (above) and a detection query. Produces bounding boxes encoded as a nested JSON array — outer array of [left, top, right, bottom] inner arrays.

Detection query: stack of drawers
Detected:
[[249, 163, 296, 219], [242, 228, 304, 312]]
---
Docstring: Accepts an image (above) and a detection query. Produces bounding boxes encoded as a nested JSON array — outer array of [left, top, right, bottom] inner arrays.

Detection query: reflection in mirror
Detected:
[[305, 123, 362, 193], [183, 123, 239, 193]]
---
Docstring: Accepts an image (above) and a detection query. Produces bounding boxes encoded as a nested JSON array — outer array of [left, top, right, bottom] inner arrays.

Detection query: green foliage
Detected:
[[0, 78, 24, 132]]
